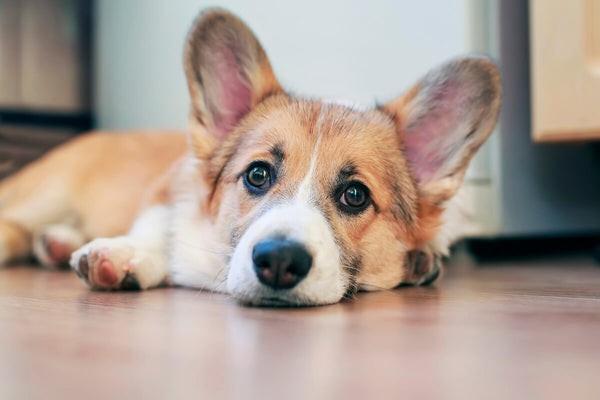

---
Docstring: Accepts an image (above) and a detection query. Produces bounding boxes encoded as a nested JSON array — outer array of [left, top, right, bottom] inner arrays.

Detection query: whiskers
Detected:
[[190, 270, 229, 301], [173, 238, 232, 300], [342, 263, 360, 300]]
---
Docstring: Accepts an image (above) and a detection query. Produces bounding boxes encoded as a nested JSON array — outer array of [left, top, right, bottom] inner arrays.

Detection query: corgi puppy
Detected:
[[0, 9, 501, 306]]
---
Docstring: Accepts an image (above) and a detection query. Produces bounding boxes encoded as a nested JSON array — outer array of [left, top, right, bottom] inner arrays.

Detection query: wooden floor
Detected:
[[1, 255, 600, 400]]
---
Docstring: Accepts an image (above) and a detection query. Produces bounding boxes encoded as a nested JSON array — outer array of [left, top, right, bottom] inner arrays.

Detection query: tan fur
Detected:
[[199, 94, 425, 290], [0, 131, 186, 263], [381, 57, 502, 206], [184, 9, 282, 155], [0, 9, 501, 305], [0, 220, 31, 262]]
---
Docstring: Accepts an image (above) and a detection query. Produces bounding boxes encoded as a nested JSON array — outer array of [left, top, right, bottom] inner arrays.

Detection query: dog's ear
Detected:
[[381, 57, 501, 204], [184, 9, 282, 156]]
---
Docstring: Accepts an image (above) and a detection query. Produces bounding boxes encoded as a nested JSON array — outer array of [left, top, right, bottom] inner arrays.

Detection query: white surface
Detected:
[[94, 0, 470, 129], [94, 1, 600, 238]]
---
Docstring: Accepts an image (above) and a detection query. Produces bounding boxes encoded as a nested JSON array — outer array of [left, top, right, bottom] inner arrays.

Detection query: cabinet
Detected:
[[530, 0, 600, 141], [0, 0, 91, 179], [463, 0, 600, 238], [0, 0, 91, 112]]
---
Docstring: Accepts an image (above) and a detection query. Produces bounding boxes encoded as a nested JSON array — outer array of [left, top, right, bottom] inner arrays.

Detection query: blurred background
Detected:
[[1, 0, 600, 251]]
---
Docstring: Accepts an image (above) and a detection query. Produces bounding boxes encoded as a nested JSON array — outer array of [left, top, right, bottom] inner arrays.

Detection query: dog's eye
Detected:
[[339, 183, 369, 210], [342, 186, 367, 207], [248, 166, 269, 186], [244, 162, 272, 192]]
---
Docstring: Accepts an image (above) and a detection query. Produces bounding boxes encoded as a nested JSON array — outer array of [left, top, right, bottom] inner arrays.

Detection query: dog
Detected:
[[0, 9, 501, 306]]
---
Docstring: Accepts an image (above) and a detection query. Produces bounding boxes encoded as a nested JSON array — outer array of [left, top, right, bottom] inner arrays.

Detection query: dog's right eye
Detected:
[[244, 162, 272, 193]]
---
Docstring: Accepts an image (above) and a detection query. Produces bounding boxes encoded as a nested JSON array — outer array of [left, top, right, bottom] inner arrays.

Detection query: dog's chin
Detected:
[[236, 295, 317, 308], [233, 292, 340, 308], [227, 280, 343, 308], [226, 263, 345, 307]]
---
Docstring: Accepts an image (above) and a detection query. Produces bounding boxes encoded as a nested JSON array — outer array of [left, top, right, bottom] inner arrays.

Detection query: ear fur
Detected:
[[183, 8, 282, 158], [382, 56, 501, 205]]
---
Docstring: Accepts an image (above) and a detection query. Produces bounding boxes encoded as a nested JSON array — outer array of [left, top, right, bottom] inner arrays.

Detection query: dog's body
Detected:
[[0, 9, 501, 306]]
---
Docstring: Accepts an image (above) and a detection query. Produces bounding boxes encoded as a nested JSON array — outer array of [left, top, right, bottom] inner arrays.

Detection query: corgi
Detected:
[[0, 9, 501, 306]]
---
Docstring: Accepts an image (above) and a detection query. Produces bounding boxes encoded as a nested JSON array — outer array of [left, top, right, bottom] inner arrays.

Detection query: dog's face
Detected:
[[211, 98, 420, 305], [183, 9, 501, 306]]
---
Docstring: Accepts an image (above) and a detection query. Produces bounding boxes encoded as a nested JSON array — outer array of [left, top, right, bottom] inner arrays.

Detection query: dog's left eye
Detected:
[[339, 182, 370, 211], [244, 162, 272, 192]]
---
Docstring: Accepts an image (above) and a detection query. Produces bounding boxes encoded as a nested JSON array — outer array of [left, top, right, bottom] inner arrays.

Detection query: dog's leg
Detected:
[[32, 225, 86, 269], [0, 220, 31, 265], [0, 154, 76, 266], [70, 206, 170, 290]]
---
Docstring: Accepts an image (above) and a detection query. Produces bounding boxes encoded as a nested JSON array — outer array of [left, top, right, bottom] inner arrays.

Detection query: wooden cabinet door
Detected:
[[0, 0, 91, 112], [0, 0, 21, 107], [530, 0, 600, 142], [20, 0, 91, 112]]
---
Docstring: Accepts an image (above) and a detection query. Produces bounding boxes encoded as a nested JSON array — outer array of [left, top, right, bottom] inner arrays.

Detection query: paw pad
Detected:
[[40, 234, 77, 268], [71, 242, 143, 290], [97, 258, 118, 285]]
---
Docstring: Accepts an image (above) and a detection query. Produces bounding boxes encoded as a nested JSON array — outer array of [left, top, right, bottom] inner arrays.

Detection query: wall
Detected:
[[93, 1, 600, 238], [94, 0, 470, 129]]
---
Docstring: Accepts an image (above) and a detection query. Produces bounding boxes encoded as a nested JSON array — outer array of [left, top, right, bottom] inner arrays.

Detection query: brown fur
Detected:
[[0, 132, 186, 262], [0, 9, 501, 302], [194, 93, 433, 291]]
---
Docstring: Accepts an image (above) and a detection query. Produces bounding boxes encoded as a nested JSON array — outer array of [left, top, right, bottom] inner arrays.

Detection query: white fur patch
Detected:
[[72, 236, 168, 289], [227, 123, 345, 305], [70, 206, 170, 289], [426, 184, 474, 256], [168, 158, 231, 292], [226, 199, 344, 306]]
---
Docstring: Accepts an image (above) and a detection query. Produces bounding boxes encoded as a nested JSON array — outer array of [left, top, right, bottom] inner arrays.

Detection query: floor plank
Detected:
[[1, 257, 600, 400]]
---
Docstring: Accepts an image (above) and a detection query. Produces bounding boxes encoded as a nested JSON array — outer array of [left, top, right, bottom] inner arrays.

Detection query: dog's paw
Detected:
[[70, 237, 168, 290], [70, 238, 146, 290], [33, 225, 86, 269]]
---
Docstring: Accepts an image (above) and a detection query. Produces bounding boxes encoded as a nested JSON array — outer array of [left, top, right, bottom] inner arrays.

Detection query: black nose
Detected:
[[252, 238, 313, 290]]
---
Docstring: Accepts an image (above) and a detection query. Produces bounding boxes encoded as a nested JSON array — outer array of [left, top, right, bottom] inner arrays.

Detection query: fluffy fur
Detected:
[[0, 9, 501, 306]]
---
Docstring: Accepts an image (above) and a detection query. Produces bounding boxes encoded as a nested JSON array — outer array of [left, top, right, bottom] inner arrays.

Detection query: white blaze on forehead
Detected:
[[296, 133, 322, 203], [296, 103, 326, 203]]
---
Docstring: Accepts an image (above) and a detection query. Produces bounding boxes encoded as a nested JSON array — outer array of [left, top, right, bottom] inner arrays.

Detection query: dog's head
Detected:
[[183, 9, 501, 306]]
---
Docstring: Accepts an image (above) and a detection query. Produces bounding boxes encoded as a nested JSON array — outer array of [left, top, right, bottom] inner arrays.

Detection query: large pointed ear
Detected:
[[183, 9, 282, 156], [381, 57, 501, 204]]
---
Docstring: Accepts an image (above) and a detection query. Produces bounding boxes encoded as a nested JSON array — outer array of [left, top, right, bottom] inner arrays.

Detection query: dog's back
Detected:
[[0, 131, 186, 266]]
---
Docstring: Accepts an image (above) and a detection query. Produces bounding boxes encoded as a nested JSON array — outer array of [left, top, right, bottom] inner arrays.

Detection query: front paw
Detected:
[[70, 238, 142, 290]]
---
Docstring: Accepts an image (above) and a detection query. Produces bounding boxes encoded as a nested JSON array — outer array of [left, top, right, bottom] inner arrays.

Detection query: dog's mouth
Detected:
[[259, 297, 298, 307], [241, 295, 300, 308], [227, 201, 348, 307]]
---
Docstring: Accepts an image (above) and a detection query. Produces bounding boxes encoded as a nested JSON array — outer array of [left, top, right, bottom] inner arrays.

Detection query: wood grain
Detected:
[[530, 0, 600, 142], [1, 257, 599, 400]]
